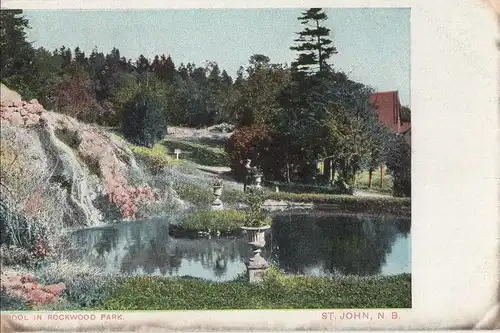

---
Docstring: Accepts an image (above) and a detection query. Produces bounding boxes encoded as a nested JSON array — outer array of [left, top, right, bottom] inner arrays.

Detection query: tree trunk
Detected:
[[368, 169, 373, 188], [286, 163, 291, 184], [380, 166, 384, 188], [316, 20, 322, 72]]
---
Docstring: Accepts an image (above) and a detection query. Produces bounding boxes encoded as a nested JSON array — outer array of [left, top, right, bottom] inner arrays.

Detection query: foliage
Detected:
[[225, 123, 272, 179], [0, 133, 60, 268], [290, 8, 338, 75], [35, 260, 122, 309], [243, 189, 272, 227], [355, 169, 393, 194], [121, 83, 169, 147], [0, 10, 39, 100], [264, 192, 411, 217], [230, 55, 291, 127], [172, 183, 211, 205], [400, 106, 411, 123], [211, 175, 223, 187], [177, 210, 248, 235], [1, 9, 406, 198], [385, 134, 411, 197], [50, 62, 106, 123], [1, 287, 33, 310], [100, 269, 411, 310], [129, 144, 175, 175]]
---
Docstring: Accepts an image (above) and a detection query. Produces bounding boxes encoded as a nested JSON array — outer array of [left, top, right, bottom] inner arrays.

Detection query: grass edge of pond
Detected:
[[100, 267, 411, 310]]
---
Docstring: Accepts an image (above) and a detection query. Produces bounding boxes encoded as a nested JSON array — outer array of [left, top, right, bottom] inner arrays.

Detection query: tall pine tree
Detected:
[[290, 8, 337, 75]]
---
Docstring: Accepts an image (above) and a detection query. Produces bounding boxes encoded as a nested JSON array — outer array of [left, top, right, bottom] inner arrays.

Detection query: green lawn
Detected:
[[101, 268, 411, 310], [161, 138, 229, 167], [355, 168, 393, 194]]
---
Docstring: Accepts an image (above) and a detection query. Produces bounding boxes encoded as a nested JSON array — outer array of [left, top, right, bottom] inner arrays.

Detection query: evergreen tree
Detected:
[[0, 10, 38, 98], [220, 70, 233, 88], [290, 8, 338, 75], [121, 85, 168, 147], [163, 55, 177, 83]]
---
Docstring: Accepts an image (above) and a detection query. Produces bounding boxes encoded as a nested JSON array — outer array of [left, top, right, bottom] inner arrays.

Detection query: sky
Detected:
[[24, 8, 411, 106]]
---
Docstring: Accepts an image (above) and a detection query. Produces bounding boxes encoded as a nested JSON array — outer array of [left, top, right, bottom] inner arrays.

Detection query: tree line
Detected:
[[0, 8, 410, 196]]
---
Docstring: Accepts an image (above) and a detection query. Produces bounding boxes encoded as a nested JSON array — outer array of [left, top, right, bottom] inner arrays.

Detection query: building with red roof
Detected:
[[369, 91, 410, 134]]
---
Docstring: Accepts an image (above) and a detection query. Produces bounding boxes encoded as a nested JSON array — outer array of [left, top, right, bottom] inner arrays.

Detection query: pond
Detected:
[[65, 211, 411, 281]]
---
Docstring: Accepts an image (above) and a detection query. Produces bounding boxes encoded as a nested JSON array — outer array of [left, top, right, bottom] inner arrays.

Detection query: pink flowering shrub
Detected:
[[1, 273, 65, 305], [104, 163, 157, 220]]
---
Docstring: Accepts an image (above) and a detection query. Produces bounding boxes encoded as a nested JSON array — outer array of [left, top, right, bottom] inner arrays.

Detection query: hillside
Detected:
[[0, 84, 191, 256]]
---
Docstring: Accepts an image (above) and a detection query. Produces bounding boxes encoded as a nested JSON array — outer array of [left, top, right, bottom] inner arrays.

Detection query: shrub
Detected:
[[385, 134, 411, 197], [173, 183, 211, 205], [35, 260, 123, 309], [177, 210, 248, 235], [225, 124, 273, 180], [100, 269, 411, 310], [121, 87, 168, 148], [243, 189, 272, 227], [129, 144, 174, 175]]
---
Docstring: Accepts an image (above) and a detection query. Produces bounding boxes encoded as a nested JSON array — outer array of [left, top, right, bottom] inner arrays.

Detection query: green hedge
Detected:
[[101, 267, 411, 310], [265, 193, 411, 217]]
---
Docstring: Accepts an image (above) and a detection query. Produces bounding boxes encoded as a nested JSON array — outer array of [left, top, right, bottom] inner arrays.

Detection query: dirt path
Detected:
[[195, 165, 231, 174], [353, 190, 392, 198]]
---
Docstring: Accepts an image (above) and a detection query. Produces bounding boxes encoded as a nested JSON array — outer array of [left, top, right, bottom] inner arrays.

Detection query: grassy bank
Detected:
[[265, 192, 411, 217], [101, 268, 411, 310]]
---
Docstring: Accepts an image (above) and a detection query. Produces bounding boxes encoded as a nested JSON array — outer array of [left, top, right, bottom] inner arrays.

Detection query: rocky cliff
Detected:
[[0, 84, 166, 240]]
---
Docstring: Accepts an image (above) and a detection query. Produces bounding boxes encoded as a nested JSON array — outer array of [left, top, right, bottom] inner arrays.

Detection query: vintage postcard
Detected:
[[0, 0, 498, 332]]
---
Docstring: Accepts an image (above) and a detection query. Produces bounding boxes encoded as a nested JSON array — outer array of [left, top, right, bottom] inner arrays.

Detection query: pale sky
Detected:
[[24, 8, 411, 106]]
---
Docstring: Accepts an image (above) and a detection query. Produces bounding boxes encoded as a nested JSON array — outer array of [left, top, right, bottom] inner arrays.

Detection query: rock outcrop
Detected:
[[0, 84, 159, 223]]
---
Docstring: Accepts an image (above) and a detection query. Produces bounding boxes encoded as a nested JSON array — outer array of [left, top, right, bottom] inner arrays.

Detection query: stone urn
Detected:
[[241, 225, 271, 283], [211, 185, 223, 210]]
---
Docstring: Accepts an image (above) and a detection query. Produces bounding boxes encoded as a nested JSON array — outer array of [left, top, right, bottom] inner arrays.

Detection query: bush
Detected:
[[385, 135, 411, 197], [175, 210, 248, 235], [243, 189, 272, 227], [101, 268, 411, 310], [265, 192, 411, 217], [129, 144, 176, 175], [121, 87, 168, 148], [225, 124, 273, 180]]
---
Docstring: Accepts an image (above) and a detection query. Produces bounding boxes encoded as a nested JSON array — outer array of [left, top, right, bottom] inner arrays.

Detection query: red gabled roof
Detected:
[[369, 91, 410, 134]]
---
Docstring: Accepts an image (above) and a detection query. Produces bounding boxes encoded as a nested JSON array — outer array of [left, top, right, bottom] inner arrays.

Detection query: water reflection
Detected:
[[270, 213, 409, 276], [66, 212, 410, 281]]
